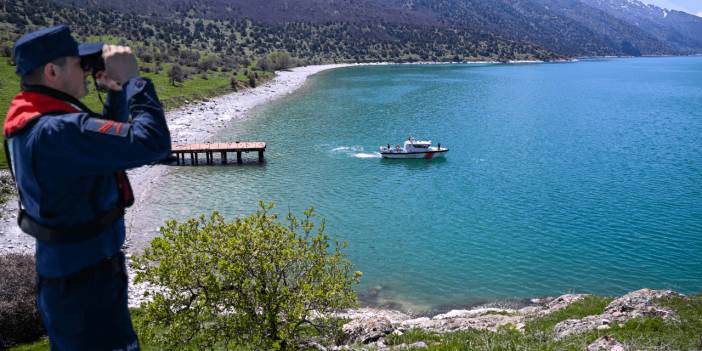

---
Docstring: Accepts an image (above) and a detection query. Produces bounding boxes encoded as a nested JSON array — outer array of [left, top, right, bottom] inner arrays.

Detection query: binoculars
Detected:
[[80, 52, 105, 74]]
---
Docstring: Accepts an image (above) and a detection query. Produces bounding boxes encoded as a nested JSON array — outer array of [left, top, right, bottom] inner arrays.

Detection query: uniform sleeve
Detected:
[[102, 89, 128, 122], [32, 77, 172, 176]]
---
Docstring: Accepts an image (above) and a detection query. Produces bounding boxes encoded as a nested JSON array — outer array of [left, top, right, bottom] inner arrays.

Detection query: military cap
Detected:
[[13, 24, 103, 76]]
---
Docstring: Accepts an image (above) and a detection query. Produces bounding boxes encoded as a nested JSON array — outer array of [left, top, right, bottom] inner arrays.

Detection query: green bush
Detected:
[[132, 202, 361, 350], [0, 254, 45, 349]]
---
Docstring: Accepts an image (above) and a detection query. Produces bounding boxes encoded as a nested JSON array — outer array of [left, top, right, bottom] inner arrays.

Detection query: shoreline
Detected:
[[2, 58, 696, 311]]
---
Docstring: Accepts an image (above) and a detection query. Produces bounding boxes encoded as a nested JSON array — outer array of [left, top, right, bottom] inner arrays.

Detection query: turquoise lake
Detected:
[[138, 57, 702, 312]]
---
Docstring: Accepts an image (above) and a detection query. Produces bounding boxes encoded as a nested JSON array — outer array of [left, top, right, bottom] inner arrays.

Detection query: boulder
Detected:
[[554, 316, 608, 339], [553, 289, 684, 339], [400, 314, 524, 334], [342, 316, 394, 344], [337, 308, 411, 325], [604, 289, 683, 322], [433, 307, 516, 320], [540, 294, 590, 315]]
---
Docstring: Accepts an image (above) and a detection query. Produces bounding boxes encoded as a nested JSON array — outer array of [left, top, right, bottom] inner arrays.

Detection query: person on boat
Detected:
[[3, 24, 171, 350]]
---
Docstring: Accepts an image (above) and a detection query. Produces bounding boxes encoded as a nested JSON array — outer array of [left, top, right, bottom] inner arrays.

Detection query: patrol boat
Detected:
[[379, 137, 449, 159]]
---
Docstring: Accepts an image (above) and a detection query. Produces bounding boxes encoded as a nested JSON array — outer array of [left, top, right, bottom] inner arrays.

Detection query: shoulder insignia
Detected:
[[84, 118, 129, 137]]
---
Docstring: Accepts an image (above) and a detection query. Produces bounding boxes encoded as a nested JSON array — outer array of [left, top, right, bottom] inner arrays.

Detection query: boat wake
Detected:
[[330, 146, 364, 153], [353, 152, 382, 159], [328, 146, 381, 159]]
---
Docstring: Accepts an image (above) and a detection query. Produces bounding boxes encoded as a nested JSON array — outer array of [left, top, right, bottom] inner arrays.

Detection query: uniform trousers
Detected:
[[36, 251, 139, 351]]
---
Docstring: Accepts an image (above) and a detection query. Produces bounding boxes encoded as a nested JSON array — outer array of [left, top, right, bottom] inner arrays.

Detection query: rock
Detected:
[[554, 316, 605, 339], [604, 289, 683, 322], [401, 314, 524, 334], [433, 308, 516, 320], [517, 306, 543, 315], [553, 289, 684, 339], [540, 294, 590, 315], [337, 308, 411, 325], [343, 316, 394, 344], [587, 336, 627, 351], [299, 341, 328, 351], [400, 317, 434, 330]]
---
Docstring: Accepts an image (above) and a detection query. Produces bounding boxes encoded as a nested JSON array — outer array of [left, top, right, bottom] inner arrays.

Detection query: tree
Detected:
[[167, 64, 184, 86], [255, 55, 273, 71], [132, 203, 361, 350], [268, 50, 293, 70], [248, 72, 257, 88]]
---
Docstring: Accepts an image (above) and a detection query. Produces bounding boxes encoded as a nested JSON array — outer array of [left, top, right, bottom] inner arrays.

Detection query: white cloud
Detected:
[[697, 11, 702, 17]]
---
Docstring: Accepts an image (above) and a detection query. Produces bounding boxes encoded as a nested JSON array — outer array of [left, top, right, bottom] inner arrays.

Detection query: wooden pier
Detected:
[[171, 142, 266, 165]]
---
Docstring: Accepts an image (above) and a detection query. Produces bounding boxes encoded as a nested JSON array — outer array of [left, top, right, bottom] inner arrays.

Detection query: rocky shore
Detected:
[[335, 289, 684, 350]]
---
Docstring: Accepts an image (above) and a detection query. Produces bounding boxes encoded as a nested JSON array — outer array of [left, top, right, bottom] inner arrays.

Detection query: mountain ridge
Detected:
[[49, 0, 702, 56]]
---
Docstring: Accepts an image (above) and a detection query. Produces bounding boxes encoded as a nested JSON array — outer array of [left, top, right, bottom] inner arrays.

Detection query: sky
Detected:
[[640, 0, 702, 16]]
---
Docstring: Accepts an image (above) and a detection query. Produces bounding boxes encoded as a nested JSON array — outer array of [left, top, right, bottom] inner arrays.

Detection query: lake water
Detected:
[[136, 57, 702, 312]]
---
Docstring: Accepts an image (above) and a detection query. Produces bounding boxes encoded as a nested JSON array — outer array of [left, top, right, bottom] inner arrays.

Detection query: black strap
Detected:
[[4, 139, 129, 244], [18, 206, 126, 244], [39, 251, 125, 286]]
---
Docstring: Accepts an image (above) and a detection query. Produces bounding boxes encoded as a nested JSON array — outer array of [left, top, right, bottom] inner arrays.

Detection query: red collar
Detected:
[[4, 91, 80, 138]]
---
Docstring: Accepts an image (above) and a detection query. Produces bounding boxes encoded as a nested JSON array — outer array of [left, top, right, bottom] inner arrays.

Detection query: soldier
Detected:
[[3, 25, 171, 350]]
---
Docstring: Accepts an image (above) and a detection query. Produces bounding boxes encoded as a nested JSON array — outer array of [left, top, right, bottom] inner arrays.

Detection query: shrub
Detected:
[[167, 64, 184, 86], [248, 73, 257, 88], [0, 254, 45, 348], [132, 202, 361, 350], [255, 56, 273, 72], [268, 51, 294, 70]]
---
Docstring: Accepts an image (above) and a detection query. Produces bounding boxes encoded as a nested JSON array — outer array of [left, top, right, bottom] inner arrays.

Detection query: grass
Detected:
[[9, 295, 702, 350], [0, 58, 272, 169]]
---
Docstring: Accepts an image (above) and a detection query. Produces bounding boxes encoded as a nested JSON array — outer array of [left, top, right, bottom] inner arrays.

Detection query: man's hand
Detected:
[[97, 45, 139, 91]]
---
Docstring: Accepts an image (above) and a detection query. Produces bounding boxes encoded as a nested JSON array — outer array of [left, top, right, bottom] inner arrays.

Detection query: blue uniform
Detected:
[[4, 77, 171, 350]]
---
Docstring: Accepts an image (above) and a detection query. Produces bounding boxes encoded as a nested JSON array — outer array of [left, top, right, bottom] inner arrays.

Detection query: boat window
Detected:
[[412, 144, 428, 148]]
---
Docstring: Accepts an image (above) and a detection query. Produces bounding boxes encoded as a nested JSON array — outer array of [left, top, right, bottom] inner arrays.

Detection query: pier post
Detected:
[[237, 152, 242, 164], [258, 150, 264, 163], [190, 153, 194, 165], [175, 153, 180, 165], [221, 152, 227, 164]]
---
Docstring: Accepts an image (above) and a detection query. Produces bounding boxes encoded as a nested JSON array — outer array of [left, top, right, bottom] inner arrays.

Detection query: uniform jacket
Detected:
[[3, 77, 171, 277]]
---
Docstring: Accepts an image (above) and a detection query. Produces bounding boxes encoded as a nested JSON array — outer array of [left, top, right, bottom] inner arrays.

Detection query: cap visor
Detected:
[[78, 43, 103, 56]]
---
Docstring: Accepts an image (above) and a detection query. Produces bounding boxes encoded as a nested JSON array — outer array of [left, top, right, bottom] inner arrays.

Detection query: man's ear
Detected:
[[43, 62, 58, 82]]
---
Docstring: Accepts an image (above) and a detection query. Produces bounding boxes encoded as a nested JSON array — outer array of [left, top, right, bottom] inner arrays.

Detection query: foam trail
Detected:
[[330, 146, 364, 153], [354, 152, 382, 159]]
